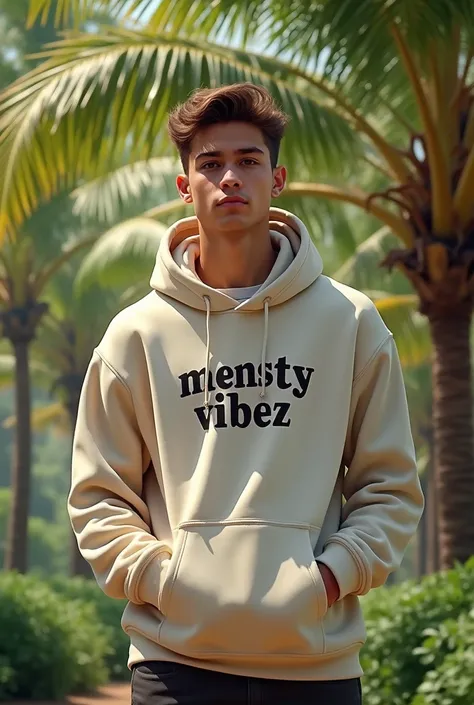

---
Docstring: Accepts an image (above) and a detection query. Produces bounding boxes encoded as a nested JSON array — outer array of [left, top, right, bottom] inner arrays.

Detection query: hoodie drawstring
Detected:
[[203, 295, 211, 408], [201, 295, 271, 407], [260, 298, 270, 398]]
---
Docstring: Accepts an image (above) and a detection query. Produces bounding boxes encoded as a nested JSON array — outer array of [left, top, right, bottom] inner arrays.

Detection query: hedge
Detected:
[[361, 556, 474, 705], [0, 572, 109, 701], [2, 557, 474, 702], [47, 575, 129, 681]]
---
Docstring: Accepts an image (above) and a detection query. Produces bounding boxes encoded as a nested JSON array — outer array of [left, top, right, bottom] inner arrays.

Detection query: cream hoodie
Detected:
[[69, 208, 424, 681]]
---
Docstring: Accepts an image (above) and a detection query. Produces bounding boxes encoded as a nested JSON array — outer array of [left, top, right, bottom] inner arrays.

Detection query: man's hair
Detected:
[[167, 83, 290, 172]]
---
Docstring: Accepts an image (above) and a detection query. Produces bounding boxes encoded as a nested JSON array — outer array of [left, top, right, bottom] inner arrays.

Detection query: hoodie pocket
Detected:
[[158, 522, 328, 658]]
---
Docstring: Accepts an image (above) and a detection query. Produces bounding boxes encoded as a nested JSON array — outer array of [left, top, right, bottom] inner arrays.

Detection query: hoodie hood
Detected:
[[150, 208, 323, 312]]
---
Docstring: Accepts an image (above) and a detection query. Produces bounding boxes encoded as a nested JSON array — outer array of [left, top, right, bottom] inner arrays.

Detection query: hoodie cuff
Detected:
[[135, 549, 171, 608], [317, 540, 364, 600]]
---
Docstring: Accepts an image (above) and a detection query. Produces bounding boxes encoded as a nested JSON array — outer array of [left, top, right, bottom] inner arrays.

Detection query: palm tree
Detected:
[[3, 0, 474, 566], [0, 198, 97, 572], [0, 260, 153, 575]]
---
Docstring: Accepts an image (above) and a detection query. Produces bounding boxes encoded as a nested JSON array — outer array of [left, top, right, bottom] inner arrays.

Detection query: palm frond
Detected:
[[373, 294, 431, 369], [27, 0, 97, 28], [332, 225, 411, 295], [329, 225, 430, 368], [71, 156, 182, 223], [372, 293, 419, 312], [33, 232, 97, 296], [142, 199, 190, 226], [0, 27, 362, 230], [143, 1, 470, 108], [74, 215, 167, 293]]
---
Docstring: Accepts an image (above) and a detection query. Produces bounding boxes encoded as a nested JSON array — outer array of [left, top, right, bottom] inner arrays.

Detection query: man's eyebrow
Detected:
[[194, 147, 265, 160]]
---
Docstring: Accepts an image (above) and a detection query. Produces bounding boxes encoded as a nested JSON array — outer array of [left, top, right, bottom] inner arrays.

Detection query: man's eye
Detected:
[[242, 159, 258, 165], [201, 162, 220, 169]]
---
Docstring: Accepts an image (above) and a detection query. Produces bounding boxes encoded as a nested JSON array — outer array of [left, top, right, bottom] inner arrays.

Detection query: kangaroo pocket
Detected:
[[158, 522, 328, 657]]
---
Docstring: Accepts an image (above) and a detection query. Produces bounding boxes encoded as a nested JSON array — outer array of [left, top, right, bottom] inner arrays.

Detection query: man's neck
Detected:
[[196, 223, 276, 289]]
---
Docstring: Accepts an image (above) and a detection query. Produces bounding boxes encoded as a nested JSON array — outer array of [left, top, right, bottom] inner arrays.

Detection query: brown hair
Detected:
[[167, 83, 290, 172]]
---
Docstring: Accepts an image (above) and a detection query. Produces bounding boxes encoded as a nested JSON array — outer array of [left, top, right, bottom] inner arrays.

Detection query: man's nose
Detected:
[[220, 168, 243, 189]]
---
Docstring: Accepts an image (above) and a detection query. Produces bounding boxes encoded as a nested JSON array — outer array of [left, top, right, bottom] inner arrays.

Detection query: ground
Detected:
[[68, 684, 130, 705], [5, 683, 130, 705]]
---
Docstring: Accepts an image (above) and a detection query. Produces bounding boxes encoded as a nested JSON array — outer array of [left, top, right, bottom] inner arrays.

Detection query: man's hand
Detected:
[[317, 561, 340, 608]]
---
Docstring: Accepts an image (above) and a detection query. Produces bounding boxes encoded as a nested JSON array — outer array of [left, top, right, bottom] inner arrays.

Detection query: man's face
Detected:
[[176, 122, 286, 235]]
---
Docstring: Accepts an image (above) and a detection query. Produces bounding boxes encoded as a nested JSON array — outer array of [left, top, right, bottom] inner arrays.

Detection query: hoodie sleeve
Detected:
[[68, 350, 171, 606], [317, 333, 424, 600]]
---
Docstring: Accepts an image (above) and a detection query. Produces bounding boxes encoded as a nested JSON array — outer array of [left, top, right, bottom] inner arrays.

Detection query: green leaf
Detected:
[[74, 215, 167, 293], [71, 156, 183, 223], [332, 226, 402, 289], [373, 295, 431, 369], [331, 225, 431, 368], [145, 1, 471, 109], [27, 0, 98, 28]]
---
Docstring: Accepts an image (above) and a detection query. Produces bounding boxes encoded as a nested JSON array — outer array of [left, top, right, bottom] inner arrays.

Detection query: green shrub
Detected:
[[361, 557, 474, 705], [0, 572, 110, 701], [48, 575, 130, 681], [412, 608, 474, 705]]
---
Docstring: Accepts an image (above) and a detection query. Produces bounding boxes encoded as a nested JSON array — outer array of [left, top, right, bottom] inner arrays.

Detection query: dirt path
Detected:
[[5, 683, 130, 705], [68, 683, 130, 705]]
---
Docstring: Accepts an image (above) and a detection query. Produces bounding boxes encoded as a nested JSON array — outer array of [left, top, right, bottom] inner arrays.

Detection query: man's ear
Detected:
[[176, 175, 193, 203], [271, 165, 287, 198]]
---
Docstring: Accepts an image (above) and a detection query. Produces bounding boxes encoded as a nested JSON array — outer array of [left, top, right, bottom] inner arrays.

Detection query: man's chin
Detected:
[[215, 213, 251, 230], [201, 210, 267, 234]]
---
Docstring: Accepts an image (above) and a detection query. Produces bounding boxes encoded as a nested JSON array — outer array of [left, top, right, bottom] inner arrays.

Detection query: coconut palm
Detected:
[[0, 196, 98, 572], [0, 259, 154, 574], [3, 0, 473, 566]]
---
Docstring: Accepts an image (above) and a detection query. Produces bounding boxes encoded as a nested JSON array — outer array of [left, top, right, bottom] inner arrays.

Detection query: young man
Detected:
[[69, 83, 424, 705]]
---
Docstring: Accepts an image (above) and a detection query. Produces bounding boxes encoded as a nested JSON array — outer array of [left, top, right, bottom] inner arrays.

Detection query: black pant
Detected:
[[131, 660, 363, 704]]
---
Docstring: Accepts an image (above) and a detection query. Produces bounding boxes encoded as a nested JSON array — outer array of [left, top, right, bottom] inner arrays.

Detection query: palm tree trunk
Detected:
[[428, 305, 474, 569], [4, 340, 32, 572]]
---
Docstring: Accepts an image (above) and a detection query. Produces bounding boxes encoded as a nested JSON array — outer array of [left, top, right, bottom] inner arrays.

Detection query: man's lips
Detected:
[[217, 196, 248, 206]]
